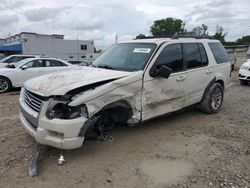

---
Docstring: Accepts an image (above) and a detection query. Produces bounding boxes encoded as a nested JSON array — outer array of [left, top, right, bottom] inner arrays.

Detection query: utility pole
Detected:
[[77, 24, 79, 61], [115, 34, 118, 43]]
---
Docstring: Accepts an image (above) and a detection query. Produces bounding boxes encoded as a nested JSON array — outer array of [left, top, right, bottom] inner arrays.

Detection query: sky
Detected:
[[0, 0, 249, 49]]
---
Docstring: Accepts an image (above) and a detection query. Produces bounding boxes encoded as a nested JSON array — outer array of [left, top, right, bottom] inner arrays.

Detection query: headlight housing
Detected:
[[241, 65, 249, 70], [46, 101, 88, 120]]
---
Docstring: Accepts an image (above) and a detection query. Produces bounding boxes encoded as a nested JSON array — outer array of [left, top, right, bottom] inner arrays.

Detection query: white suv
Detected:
[[19, 36, 231, 150]]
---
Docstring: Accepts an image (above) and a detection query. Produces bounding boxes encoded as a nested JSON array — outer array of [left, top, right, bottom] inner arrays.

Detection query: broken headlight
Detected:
[[46, 101, 88, 120]]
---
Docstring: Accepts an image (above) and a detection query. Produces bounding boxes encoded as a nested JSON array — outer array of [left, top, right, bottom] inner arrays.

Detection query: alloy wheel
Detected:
[[211, 87, 222, 110], [0, 78, 9, 93]]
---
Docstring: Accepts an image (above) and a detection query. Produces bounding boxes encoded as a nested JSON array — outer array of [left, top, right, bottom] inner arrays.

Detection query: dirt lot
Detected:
[[0, 72, 249, 188]]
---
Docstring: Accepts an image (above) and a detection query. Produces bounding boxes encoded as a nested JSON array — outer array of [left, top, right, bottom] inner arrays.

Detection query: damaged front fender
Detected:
[[69, 71, 144, 124]]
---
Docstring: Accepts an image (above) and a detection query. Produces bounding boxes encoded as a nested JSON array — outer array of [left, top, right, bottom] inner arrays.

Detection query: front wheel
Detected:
[[0, 77, 11, 93], [198, 83, 224, 114]]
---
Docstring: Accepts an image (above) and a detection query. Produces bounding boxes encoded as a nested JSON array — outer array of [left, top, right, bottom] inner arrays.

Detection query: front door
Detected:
[[142, 43, 189, 121], [16, 59, 46, 86]]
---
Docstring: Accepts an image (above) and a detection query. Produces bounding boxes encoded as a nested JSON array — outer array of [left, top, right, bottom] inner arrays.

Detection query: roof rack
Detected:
[[135, 34, 214, 40], [172, 34, 214, 39], [135, 35, 173, 39]]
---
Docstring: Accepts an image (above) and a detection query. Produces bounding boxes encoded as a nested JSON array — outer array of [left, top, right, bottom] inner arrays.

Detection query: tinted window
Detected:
[[208, 42, 230, 64], [68, 61, 81, 64], [183, 43, 204, 69], [155, 43, 183, 72], [198, 43, 208, 66], [47, 60, 67, 67], [81, 45, 87, 50], [25, 60, 46, 68]]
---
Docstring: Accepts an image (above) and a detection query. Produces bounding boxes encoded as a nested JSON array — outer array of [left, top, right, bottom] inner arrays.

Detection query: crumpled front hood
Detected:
[[24, 67, 135, 96]]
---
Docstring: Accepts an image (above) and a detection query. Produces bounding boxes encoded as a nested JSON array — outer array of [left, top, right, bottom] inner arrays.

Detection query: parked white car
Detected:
[[0, 58, 73, 92], [0, 54, 42, 68], [239, 59, 250, 85], [19, 36, 231, 150]]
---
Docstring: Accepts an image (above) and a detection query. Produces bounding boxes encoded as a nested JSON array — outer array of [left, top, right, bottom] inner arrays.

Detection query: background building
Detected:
[[225, 45, 250, 69], [0, 32, 98, 61]]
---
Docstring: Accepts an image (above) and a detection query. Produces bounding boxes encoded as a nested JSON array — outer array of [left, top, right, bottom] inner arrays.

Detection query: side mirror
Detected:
[[21, 65, 28, 70], [152, 65, 172, 79]]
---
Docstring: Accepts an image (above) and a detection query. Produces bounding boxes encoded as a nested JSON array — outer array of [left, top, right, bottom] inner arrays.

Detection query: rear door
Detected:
[[182, 43, 212, 105]]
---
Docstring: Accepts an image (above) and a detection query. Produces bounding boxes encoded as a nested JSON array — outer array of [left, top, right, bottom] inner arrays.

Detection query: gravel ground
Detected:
[[0, 72, 249, 188]]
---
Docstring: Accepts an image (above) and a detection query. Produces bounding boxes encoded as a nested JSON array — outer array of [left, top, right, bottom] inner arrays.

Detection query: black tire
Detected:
[[199, 82, 224, 114], [0, 77, 11, 93], [240, 80, 248, 85]]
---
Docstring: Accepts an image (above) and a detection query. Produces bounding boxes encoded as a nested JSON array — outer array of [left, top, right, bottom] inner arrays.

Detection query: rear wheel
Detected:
[[0, 77, 11, 93], [198, 82, 224, 114], [240, 80, 248, 85]]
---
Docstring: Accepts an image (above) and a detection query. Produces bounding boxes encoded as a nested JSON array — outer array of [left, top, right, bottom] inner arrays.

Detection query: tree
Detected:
[[135, 33, 146, 39], [150, 17, 185, 36], [236, 35, 250, 45], [213, 25, 227, 44], [94, 47, 102, 53], [191, 24, 209, 36]]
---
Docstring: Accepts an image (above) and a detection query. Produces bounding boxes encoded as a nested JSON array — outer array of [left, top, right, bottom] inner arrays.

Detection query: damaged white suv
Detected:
[[19, 36, 231, 149]]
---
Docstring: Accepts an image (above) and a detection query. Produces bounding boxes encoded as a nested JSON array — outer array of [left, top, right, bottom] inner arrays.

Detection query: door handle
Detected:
[[206, 69, 213, 74], [176, 75, 186, 82]]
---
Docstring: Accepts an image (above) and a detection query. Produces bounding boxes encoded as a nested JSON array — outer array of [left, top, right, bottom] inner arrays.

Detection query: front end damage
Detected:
[[19, 71, 143, 150]]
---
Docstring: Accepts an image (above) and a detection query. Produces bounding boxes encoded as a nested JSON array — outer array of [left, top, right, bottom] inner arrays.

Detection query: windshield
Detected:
[[12, 58, 34, 68], [0, 56, 34, 63], [92, 43, 157, 72], [0, 56, 11, 63]]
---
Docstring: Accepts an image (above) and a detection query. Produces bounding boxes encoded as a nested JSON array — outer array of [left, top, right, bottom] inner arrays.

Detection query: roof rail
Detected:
[[171, 34, 214, 39], [135, 35, 173, 39], [135, 34, 214, 40]]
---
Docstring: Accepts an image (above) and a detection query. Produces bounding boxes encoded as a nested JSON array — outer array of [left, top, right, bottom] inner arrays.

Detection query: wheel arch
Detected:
[[94, 100, 134, 123], [215, 79, 224, 90], [79, 100, 134, 137], [201, 77, 224, 102]]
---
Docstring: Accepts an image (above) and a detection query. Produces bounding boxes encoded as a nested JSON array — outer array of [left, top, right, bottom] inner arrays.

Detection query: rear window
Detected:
[[208, 42, 229, 64]]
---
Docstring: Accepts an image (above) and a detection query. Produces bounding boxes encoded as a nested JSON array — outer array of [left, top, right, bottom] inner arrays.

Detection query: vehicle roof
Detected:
[[120, 38, 220, 45], [7, 54, 38, 57]]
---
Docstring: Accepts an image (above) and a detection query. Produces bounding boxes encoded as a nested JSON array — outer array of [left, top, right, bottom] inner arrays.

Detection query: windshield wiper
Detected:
[[97, 64, 114, 70]]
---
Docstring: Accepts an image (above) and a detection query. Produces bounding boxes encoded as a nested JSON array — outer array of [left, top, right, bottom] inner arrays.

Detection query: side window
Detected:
[[47, 60, 67, 67], [24, 60, 46, 68], [198, 43, 208, 66], [154, 43, 183, 73], [208, 42, 230, 64], [183, 43, 204, 69], [81, 45, 87, 50]]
